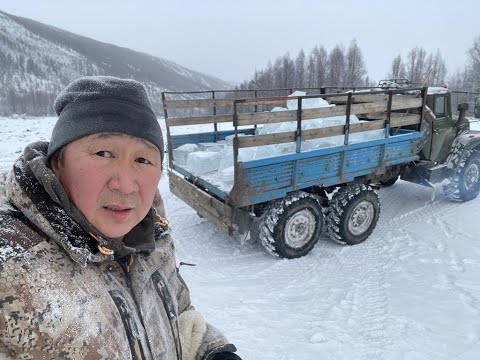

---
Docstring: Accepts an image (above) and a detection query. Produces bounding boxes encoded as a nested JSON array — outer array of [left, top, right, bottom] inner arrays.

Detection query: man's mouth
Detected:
[[104, 205, 132, 211], [103, 205, 133, 220]]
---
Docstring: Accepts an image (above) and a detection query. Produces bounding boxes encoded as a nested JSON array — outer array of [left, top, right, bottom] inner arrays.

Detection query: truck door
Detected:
[[426, 94, 457, 163]]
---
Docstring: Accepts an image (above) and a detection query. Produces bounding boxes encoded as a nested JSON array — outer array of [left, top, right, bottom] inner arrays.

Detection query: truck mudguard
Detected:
[[445, 132, 480, 171]]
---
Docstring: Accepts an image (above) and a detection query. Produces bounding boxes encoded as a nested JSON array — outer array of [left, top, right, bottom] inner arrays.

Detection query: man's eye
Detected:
[[95, 151, 112, 158], [136, 157, 152, 165]]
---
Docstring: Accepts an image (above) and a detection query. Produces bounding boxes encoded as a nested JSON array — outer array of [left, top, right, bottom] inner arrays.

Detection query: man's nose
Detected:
[[107, 161, 139, 194]]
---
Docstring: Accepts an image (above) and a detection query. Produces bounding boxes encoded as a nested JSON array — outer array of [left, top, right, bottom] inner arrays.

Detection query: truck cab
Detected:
[[421, 87, 460, 163], [377, 80, 467, 163]]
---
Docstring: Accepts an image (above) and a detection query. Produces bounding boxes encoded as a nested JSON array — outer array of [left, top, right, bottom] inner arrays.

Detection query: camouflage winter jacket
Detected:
[[0, 142, 236, 360]]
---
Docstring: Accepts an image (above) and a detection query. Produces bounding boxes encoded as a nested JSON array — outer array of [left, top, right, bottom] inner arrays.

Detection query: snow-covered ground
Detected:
[[1, 116, 480, 360]]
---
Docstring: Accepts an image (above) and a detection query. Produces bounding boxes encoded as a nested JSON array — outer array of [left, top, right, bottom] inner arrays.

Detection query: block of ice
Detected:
[[200, 168, 234, 193], [271, 106, 288, 112], [350, 128, 385, 143], [216, 145, 257, 173], [173, 143, 198, 165], [177, 91, 386, 192], [253, 144, 282, 160], [217, 146, 234, 172], [198, 141, 226, 152], [287, 91, 332, 110], [239, 147, 257, 162], [186, 151, 222, 175], [225, 133, 247, 145], [217, 166, 235, 190]]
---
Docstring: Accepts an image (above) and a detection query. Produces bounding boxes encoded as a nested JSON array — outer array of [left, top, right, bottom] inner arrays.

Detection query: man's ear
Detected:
[[50, 158, 61, 178]]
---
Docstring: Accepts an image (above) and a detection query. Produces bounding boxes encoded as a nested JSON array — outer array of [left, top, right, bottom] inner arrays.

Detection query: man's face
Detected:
[[52, 133, 162, 240]]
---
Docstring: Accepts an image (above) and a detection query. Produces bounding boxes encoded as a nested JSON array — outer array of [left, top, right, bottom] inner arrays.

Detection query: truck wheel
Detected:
[[326, 184, 380, 245], [258, 192, 323, 259], [444, 150, 480, 202]]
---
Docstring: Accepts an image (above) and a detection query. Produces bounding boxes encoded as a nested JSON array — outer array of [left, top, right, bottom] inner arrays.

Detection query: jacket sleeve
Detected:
[[161, 233, 238, 360], [0, 347, 13, 359], [0, 321, 14, 359], [207, 352, 242, 360], [175, 270, 238, 360]]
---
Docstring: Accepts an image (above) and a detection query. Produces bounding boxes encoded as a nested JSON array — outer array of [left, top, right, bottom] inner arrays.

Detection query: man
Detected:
[[0, 76, 241, 360]]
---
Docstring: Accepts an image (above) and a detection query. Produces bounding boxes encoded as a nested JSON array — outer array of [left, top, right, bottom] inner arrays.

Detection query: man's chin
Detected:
[[96, 223, 133, 241]]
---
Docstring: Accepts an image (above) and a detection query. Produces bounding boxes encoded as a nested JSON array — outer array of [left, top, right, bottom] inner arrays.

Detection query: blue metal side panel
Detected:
[[344, 145, 383, 172], [171, 133, 216, 149], [242, 161, 294, 191], [240, 132, 423, 170], [298, 153, 342, 183], [170, 131, 424, 207], [171, 128, 255, 149], [384, 140, 418, 160], [239, 154, 420, 205], [232, 132, 424, 206]]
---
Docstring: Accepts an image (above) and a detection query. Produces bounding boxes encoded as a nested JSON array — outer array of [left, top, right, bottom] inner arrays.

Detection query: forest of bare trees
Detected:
[[448, 35, 480, 93], [387, 48, 447, 86], [236, 39, 372, 91], [238, 36, 480, 95]]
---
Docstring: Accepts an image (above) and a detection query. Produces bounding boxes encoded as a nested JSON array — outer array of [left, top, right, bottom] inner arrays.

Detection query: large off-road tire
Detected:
[[258, 192, 323, 259], [326, 184, 380, 245], [444, 150, 480, 202]]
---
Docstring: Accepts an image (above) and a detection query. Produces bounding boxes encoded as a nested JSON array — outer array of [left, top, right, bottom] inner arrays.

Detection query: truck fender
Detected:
[[445, 132, 480, 171]]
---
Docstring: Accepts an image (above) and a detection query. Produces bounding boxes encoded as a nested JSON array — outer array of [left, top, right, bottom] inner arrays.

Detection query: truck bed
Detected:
[[163, 88, 427, 233]]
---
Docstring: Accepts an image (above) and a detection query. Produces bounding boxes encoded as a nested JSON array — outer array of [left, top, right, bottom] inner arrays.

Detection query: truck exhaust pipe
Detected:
[[457, 103, 470, 134], [458, 102, 469, 122]]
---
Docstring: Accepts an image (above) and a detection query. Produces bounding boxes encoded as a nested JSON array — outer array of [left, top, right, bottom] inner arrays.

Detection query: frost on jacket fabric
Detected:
[[0, 141, 236, 360]]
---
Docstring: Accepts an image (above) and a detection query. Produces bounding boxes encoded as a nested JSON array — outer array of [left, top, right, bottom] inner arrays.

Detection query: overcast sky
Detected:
[[0, 0, 479, 84]]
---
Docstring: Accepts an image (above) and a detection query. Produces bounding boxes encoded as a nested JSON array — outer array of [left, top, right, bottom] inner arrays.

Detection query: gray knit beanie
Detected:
[[47, 76, 163, 160]]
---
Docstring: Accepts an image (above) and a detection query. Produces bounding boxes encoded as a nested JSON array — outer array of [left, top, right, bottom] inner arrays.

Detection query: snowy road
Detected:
[[167, 176, 480, 360], [1, 117, 480, 359]]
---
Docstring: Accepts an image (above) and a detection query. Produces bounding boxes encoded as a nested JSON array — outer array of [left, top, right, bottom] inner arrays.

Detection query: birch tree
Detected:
[[315, 45, 328, 87], [328, 45, 345, 86], [282, 53, 295, 88], [427, 50, 447, 86], [406, 47, 428, 83], [468, 35, 480, 91], [389, 55, 406, 79], [294, 49, 306, 88], [345, 39, 366, 86]]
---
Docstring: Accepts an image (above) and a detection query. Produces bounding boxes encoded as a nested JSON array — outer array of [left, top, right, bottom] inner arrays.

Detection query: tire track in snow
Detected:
[[306, 180, 471, 357], [164, 174, 478, 359], [376, 180, 459, 234], [428, 215, 480, 317], [326, 237, 391, 358], [307, 182, 449, 356]]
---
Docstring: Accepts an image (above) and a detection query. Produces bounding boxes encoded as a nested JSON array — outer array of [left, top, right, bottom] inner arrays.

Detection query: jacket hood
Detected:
[[5, 141, 158, 266]]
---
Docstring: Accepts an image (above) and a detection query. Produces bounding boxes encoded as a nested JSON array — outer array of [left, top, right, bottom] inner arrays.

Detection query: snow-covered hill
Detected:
[[1, 117, 480, 359], [0, 10, 232, 116]]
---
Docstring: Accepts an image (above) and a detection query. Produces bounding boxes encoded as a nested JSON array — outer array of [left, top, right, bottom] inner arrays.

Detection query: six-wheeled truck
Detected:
[[162, 85, 480, 259]]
